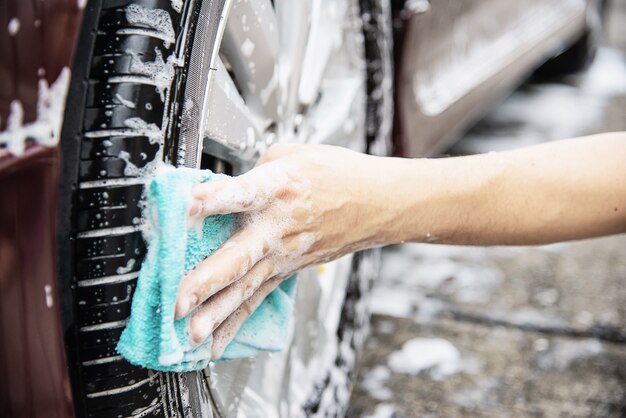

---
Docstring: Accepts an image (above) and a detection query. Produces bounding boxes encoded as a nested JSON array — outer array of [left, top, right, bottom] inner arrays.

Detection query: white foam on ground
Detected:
[[370, 287, 415, 318], [450, 377, 500, 407], [374, 244, 504, 319], [361, 365, 392, 401], [388, 338, 463, 380], [413, 296, 448, 324], [363, 403, 397, 418], [536, 339, 603, 371], [504, 308, 568, 328]]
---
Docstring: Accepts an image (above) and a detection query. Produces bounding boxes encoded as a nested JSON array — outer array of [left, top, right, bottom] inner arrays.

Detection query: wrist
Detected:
[[355, 155, 424, 247]]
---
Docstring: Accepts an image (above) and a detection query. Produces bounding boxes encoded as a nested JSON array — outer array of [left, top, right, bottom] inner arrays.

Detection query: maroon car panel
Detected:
[[0, 0, 83, 130], [0, 146, 75, 418]]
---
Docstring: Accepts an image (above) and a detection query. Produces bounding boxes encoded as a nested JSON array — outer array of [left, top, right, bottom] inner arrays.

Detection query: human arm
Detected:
[[377, 132, 626, 245], [175, 132, 626, 356]]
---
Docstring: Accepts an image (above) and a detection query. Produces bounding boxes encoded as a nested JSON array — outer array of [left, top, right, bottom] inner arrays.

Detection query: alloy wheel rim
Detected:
[[175, 0, 370, 414], [180, 0, 367, 172]]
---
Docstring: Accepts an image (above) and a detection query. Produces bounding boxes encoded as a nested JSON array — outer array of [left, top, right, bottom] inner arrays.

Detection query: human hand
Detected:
[[174, 143, 386, 358]]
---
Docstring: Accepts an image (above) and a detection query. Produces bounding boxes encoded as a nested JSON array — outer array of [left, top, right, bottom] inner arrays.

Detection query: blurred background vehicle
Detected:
[[391, 0, 607, 156], [0, 0, 606, 417]]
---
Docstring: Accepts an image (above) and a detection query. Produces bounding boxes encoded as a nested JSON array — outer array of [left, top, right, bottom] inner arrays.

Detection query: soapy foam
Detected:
[[85, 375, 155, 398], [190, 162, 329, 292], [364, 404, 396, 418], [7, 18, 20, 36], [361, 365, 392, 401], [211, 308, 245, 358], [189, 258, 274, 343], [115, 93, 137, 109], [404, 0, 430, 13], [123, 117, 162, 144], [388, 338, 463, 379], [0, 68, 71, 156], [191, 284, 246, 343], [126, 49, 178, 101], [116, 258, 136, 274], [210, 276, 286, 358], [44, 285, 54, 308], [117, 28, 175, 46], [170, 0, 183, 13], [125, 4, 175, 47], [536, 339, 603, 371]]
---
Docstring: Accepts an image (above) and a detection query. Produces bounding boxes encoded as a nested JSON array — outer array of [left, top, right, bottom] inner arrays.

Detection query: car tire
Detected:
[[57, 1, 392, 417]]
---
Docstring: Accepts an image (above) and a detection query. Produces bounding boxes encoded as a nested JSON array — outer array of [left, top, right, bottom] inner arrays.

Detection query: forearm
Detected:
[[372, 132, 626, 246]]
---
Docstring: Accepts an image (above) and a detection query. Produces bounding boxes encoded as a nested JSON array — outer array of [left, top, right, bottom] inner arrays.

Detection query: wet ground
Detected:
[[347, 2, 626, 417]]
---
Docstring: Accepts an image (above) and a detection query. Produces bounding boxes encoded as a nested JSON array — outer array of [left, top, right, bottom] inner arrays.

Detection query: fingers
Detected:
[[188, 177, 262, 218], [187, 259, 275, 345], [210, 275, 286, 359], [175, 230, 271, 319], [188, 163, 283, 219]]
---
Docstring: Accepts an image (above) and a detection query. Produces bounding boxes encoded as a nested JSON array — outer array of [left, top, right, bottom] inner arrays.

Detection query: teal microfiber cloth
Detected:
[[116, 167, 298, 372]]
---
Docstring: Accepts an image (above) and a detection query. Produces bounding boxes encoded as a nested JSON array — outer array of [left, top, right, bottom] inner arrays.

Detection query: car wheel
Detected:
[[535, 0, 606, 77], [57, 0, 392, 417]]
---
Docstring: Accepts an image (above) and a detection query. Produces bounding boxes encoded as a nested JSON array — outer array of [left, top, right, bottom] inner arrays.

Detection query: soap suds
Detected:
[[7, 18, 20, 36], [44, 285, 54, 308], [361, 365, 392, 401], [115, 93, 136, 109], [369, 287, 414, 318], [123, 117, 162, 144], [118, 148, 158, 177], [185, 164, 334, 355], [188, 248, 275, 344], [83, 116, 162, 144], [170, 0, 183, 13], [0, 68, 71, 156], [241, 38, 255, 57], [388, 338, 463, 380], [125, 4, 175, 47], [364, 404, 396, 418], [125, 49, 179, 101], [116, 258, 136, 274], [536, 339, 603, 371], [404, 0, 431, 13]]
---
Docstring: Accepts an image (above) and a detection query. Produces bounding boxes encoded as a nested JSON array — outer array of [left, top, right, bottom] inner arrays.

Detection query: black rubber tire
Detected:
[[58, 1, 208, 417], [58, 1, 392, 417]]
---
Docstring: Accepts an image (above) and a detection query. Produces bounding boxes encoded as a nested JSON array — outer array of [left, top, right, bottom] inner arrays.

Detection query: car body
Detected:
[[0, 0, 597, 417], [391, 0, 598, 156]]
